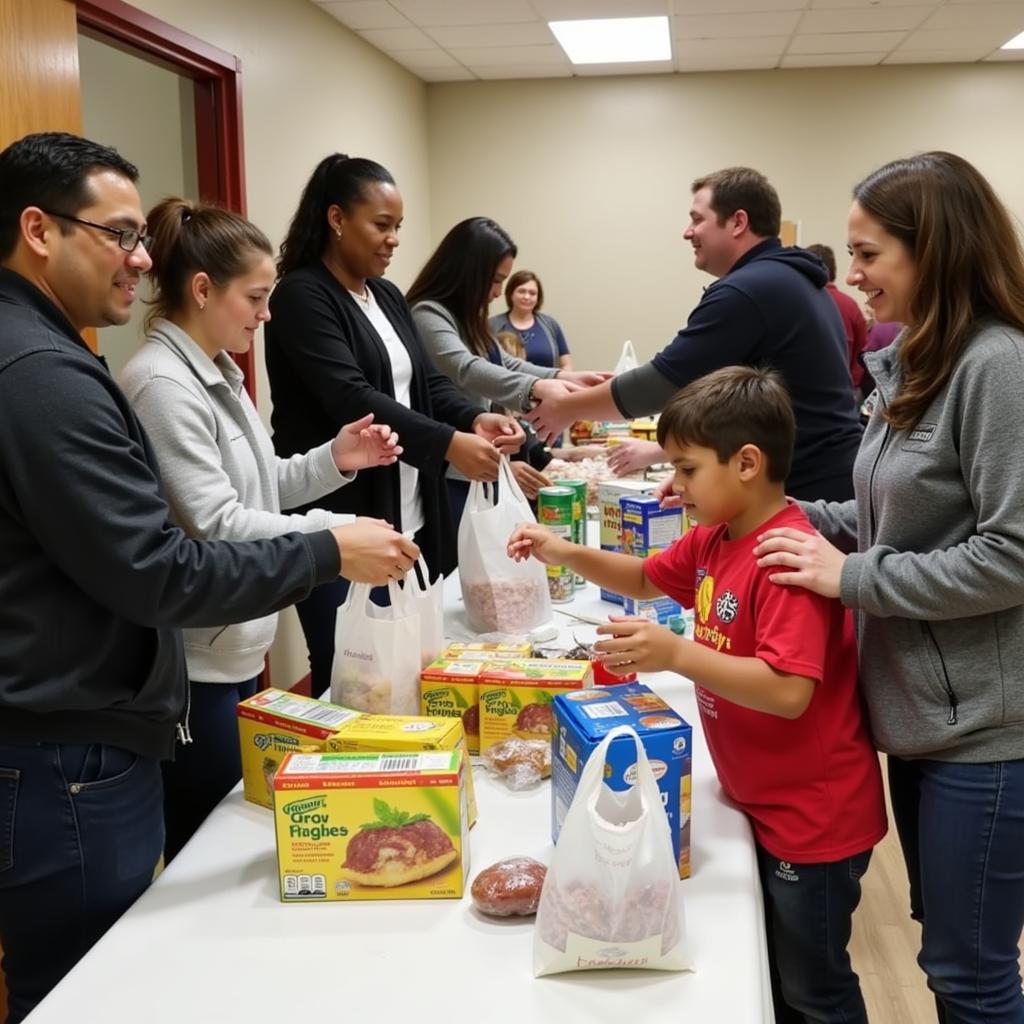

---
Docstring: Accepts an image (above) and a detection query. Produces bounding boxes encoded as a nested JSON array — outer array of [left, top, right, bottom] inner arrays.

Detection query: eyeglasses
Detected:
[[41, 210, 153, 254]]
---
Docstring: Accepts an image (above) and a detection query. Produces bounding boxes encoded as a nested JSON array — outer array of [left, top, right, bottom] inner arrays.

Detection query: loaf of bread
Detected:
[[471, 857, 547, 917]]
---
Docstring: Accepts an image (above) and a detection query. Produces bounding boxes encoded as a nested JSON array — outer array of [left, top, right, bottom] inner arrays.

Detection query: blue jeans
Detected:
[[295, 579, 389, 699], [161, 677, 259, 862], [0, 742, 164, 1024], [888, 755, 1024, 1024], [756, 843, 872, 1024]]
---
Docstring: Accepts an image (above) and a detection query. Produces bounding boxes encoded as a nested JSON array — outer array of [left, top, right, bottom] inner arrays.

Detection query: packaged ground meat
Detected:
[[471, 857, 547, 916]]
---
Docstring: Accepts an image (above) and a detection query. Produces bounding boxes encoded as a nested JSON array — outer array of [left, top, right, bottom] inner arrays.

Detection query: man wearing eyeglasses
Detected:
[[0, 132, 419, 1024]]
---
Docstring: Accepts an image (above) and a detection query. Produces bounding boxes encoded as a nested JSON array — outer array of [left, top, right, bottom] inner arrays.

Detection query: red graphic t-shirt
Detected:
[[644, 501, 886, 863]]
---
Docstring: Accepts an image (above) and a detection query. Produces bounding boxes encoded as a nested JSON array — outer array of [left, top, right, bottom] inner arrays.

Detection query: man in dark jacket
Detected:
[[528, 168, 862, 502], [0, 132, 418, 1024]]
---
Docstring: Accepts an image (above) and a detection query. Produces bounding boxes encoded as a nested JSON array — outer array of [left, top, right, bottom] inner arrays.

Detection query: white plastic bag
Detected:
[[612, 339, 639, 376], [534, 725, 690, 976], [458, 456, 552, 636], [404, 556, 444, 669], [330, 578, 420, 714]]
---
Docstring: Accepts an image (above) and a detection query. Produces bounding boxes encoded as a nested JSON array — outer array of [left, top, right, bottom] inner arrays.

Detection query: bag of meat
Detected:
[[458, 456, 552, 636], [533, 725, 690, 976], [330, 579, 421, 714]]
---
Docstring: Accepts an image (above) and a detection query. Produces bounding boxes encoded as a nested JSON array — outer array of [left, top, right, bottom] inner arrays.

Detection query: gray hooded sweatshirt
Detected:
[[805, 322, 1024, 762]]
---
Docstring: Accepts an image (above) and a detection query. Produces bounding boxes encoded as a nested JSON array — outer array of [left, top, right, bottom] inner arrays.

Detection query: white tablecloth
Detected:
[[30, 577, 774, 1024]]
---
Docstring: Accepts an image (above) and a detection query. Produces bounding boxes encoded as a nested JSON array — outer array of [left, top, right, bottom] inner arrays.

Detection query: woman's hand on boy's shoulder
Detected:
[[753, 527, 845, 599], [594, 616, 683, 675]]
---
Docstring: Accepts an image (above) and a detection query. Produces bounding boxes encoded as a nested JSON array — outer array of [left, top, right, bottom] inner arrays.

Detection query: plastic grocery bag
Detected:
[[534, 725, 690, 976], [331, 578, 420, 714], [406, 556, 444, 669], [458, 456, 552, 636], [612, 339, 639, 375]]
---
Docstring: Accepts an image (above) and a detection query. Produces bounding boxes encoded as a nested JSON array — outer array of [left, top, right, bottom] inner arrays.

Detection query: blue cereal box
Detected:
[[597, 479, 655, 604], [552, 683, 692, 878], [620, 495, 684, 624]]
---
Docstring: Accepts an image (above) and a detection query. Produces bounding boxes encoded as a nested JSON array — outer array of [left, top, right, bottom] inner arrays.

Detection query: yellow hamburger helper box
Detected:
[[273, 750, 469, 902], [420, 658, 485, 755], [238, 689, 362, 809], [442, 641, 533, 659], [324, 713, 477, 828], [477, 659, 593, 755]]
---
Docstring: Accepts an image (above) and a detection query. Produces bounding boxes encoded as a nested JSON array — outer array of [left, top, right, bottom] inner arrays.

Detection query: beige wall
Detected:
[[111, 0, 431, 688], [426, 63, 1024, 372]]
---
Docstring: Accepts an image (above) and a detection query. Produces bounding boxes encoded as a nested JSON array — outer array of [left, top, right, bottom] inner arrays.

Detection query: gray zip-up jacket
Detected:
[[805, 322, 1024, 761], [120, 320, 353, 683]]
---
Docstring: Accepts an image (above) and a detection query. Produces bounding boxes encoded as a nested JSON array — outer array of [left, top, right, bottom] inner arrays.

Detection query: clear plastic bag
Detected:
[[533, 725, 690, 976]]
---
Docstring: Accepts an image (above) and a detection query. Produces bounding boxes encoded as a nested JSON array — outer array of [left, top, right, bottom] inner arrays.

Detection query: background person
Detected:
[[805, 242, 867, 395], [527, 167, 863, 503], [0, 131, 416, 1024], [120, 197, 403, 860], [265, 156, 522, 697], [489, 268, 572, 370], [755, 151, 1024, 1024]]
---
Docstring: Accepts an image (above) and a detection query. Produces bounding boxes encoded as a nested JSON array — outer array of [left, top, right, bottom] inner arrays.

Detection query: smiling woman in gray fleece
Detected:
[[119, 198, 416, 860], [755, 152, 1024, 1023]]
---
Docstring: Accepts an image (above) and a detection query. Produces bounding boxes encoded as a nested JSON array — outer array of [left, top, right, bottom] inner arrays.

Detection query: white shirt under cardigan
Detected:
[[119, 319, 354, 684], [348, 287, 425, 535]]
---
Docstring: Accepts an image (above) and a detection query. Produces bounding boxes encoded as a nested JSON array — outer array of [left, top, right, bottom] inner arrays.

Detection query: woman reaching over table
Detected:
[[406, 217, 606, 511], [265, 156, 522, 697], [119, 197, 416, 859], [489, 269, 573, 371], [755, 151, 1024, 1024]]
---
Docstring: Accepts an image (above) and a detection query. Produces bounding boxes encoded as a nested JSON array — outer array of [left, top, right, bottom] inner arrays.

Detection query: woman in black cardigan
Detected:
[[266, 154, 523, 695]]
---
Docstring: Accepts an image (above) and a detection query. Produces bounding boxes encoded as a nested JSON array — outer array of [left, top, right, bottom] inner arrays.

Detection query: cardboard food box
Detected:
[[273, 751, 469, 902], [620, 495, 685, 625], [237, 689, 362, 809], [325, 713, 477, 827], [442, 641, 533, 659], [420, 658, 485, 755], [477, 659, 592, 755], [597, 479, 656, 604], [551, 683, 692, 879]]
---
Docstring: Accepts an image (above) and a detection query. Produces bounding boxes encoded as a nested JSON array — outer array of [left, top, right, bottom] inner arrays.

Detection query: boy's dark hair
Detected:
[[804, 243, 837, 281], [691, 167, 781, 239], [0, 132, 139, 261], [656, 366, 795, 483]]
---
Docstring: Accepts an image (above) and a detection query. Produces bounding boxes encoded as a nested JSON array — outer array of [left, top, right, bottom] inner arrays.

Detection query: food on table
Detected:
[[471, 857, 547, 917], [482, 737, 551, 790]]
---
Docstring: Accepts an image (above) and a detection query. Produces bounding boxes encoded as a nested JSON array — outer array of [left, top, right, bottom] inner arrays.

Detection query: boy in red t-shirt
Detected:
[[508, 366, 885, 1024]]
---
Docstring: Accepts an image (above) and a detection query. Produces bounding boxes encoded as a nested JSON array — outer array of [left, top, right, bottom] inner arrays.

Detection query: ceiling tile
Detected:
[[357, 26, 437, 49], [672, 11, 801, 38], [782, 50, 885, 64], [414, 65, 476, 80], [674, 0, 806, 11], [788, 30, 905, 52], [387, 47, 465, 68], [809, 0, 938, 7], [469, 64, 575, 78], [984, 47, 1024, 58], [883, 49, 985, 61], [675, 35, 789, 57], [677, 55, 779, 69], [799, 6, 934, 32], [919, 3, 1024, 30], [446, 44, 570, 66], [426, 22, 555, 47], [531, 0, 667, 15], [898, 27, 1014, 48], [388, 0, 538, 26], [317, 1, 413, 30]]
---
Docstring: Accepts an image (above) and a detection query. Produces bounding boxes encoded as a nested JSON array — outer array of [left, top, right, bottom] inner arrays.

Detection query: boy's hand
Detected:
[[653, 471, 683, 509], [594, 615, 681, 674], [507, 522, 569, 565]]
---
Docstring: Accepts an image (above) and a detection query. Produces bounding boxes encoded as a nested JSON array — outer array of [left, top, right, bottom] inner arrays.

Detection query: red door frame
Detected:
[[75, 0, 257, 394]]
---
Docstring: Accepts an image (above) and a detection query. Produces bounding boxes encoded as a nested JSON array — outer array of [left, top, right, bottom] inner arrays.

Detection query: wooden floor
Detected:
[[848, 768, 936, 1024]]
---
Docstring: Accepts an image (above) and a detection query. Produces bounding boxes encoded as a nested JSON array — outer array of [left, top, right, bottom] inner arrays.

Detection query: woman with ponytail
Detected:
[[756, 152, 1024, 1022], [266, 155, 524, 697], [119, 198, 417, 859]]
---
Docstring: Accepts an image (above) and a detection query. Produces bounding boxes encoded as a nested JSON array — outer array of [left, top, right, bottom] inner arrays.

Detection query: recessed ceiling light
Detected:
[[548, 16, 672, 65], [1001, 30, 1024, 49]]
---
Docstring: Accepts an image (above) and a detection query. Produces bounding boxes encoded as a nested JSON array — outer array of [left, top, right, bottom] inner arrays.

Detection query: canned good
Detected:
[[558, 479, 588, 588], [537, 486, 575, 603]]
